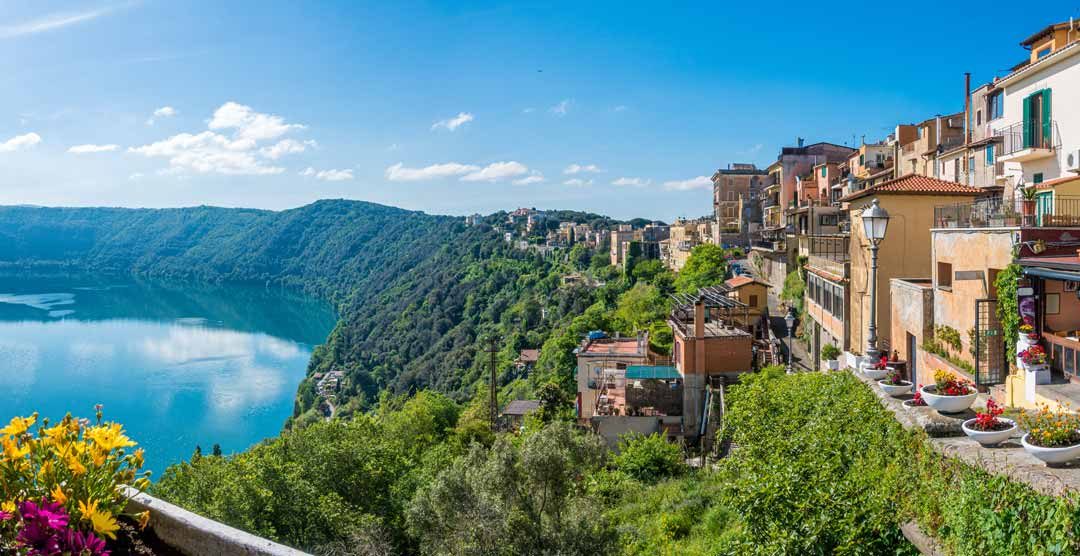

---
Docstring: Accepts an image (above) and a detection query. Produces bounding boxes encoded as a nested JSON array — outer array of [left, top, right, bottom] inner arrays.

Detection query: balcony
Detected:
[[995, 120, 1060, 162], [934, 196, 1080, 229], [804, 235, 849, 277]]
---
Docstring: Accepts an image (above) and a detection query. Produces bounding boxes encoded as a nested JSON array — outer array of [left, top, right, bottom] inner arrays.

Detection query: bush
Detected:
[[613, 433, 686, 483], [821, 344, 841, 361]]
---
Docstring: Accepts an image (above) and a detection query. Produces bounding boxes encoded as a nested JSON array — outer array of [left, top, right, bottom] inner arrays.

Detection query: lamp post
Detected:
[[860, 198, 890, 364], [784, 307, 796, 374]]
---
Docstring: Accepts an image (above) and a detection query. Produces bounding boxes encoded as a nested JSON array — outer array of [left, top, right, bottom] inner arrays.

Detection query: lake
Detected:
[[0, 274, 336, 475]]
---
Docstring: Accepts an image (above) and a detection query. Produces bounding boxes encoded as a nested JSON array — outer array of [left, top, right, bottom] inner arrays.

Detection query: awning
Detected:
[[1022, 266, 1080, 282], [625, 365, 681, 380]]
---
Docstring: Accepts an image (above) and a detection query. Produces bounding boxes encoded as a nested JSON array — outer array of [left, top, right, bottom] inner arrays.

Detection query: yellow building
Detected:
[[841, 174, 981, 356]]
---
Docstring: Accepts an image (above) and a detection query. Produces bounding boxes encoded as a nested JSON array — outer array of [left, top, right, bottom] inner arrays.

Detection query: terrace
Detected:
[[995, 120, 1062, 162], [934, 196, 1080, 229], [804, 235, 849, 278]]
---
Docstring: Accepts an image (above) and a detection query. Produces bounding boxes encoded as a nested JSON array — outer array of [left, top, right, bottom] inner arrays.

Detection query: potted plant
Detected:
[[1021, 186, 1037, 216], [962, 398, 1017, 446], [877, 367, 912, 397], [1018, 403, 1080, 465], [821, 344, 841, 371], [861, 352, 889, 380], [919, 369, 977, 413]]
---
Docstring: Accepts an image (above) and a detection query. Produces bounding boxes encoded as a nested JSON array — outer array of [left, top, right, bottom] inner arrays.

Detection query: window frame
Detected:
[[937, 261, 953, 290]]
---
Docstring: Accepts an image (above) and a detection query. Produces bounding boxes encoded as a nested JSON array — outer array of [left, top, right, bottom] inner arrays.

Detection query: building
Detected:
[[499, 399, 541, 431], [610, 223, 669, 268], [894, 113, 966, 179], [609, 225, 636, 266], [662, 217, 713, 271], [841, 175, 982, 358], [712, 163, 768, 247], [668, 287, 754, 434], [514, 348, 540, 372], [804, 234, 851, 366], [723, 275, 770, 339], [575, 333, 652, 421]]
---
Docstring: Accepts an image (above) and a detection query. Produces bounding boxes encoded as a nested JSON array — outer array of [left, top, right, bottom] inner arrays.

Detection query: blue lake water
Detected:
[[0, 275, 336, 476]]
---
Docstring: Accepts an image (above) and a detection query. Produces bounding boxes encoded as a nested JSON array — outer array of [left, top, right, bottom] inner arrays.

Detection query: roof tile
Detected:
[[840, 174, 982, 202]]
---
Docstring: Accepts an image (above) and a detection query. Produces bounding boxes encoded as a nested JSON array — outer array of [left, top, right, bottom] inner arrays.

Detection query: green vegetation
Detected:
[[995, 262, 1023, 362], [821, 343, 841, 361], [674, 244, 729, 293], [922, 325, 976, 375]]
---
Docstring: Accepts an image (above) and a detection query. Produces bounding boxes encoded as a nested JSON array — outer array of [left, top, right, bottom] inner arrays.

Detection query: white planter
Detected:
[[1017, 333, 1038, 351], [919, 385, 977, 414], [877, 380, 913, 397], [1019, 362, 1051, 386], [825, 360, 840, 371], [862, 367, 888, 380], [961, 418, 1017, 447], [1021, 434, 1080, 465]]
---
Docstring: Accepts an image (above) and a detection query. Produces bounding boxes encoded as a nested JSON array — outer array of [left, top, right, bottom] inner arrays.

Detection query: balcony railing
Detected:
[[934, 195, 1080, 229], [995, 120, 1061, 157]]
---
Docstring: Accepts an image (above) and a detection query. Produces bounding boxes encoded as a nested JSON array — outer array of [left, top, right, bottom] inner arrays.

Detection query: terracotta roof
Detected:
[[724, 275, 770, 289], [516, 349, 540, 363], [840, 174, 982, 202], [1035, 174, 1080, 190], [1021, 22, 1071, 46], [501, 400, 540, 416]]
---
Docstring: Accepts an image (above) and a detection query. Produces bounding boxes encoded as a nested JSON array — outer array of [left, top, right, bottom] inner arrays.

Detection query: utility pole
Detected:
[[485, 335, 500, 432]]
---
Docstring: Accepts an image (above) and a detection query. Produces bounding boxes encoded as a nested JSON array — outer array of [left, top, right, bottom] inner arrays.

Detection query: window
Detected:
[[1034, 173, 1044, 184], [820, 214, 838, 226], [953, 158, 960, 180], [823, 283, 832, 312], [727, 191, 735, 201], [820, 167, 826, 177], [986, 145, 994, 164], [1046, 293, 1060, 314], [1037, 47, 1051, 59], [968, 156, 975, 180], [1023, 89, 1052, 148], [976, 109, 982, 126], [859, 154, 865, 165], [917, 127, 924, 139], [937, 262, 953, 289], [749, 294, 758, 308], [834, 286, 843, 320], [988, 92, 1003, 120]]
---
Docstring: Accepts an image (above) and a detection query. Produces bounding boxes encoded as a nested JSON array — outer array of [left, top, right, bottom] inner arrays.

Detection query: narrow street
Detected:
[[738, 256, 812, 372]]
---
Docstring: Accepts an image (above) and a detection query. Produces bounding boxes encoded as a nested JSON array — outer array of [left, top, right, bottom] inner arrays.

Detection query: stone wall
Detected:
[[625, 379, 682, 415]]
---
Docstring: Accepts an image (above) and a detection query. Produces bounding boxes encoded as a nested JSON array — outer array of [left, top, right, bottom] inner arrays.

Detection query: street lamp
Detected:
[[784, 307, 796, 373], [861, 198, 890, 363]]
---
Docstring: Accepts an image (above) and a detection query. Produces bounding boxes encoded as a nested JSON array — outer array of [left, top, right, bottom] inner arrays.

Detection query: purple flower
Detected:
[[19, 499, 69, 531], [62, 528, 110, 556], [16, 499, 70, 555], [0, 510, 12, 521]]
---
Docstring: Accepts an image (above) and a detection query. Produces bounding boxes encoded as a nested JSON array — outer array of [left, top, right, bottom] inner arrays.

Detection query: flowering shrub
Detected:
[[932, 370, 973, 396], [1019, 403, 1080, 448], [970, 399, 1011, 432], [1020, 345, 1047, 366], [881, 368, 908, 386], [0, 409, 151, 554], [1018, 323, 1034, 334]]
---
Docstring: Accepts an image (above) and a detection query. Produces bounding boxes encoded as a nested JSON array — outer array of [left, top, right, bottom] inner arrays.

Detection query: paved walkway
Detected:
[[766, 291, 813, 372]]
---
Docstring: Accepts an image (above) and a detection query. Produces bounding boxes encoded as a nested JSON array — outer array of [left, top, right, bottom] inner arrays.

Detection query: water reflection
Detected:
[[0, 275, 335, 474]]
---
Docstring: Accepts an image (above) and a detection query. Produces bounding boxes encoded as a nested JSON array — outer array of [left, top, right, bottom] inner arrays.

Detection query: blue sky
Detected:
[[2, 1, 1079, 221]]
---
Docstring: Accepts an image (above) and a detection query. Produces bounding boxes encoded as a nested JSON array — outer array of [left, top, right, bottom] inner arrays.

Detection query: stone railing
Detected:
[[123, 487, 310, 556]]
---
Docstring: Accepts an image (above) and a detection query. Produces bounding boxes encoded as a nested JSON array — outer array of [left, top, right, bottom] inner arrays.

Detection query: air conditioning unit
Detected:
[[1067, 149, 1080, 173]]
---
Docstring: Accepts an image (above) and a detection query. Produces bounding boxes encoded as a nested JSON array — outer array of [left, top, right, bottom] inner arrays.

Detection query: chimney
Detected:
[[694, 298, 706, 338], [797, 137, 805, 148], [964, 72, 972, 145]]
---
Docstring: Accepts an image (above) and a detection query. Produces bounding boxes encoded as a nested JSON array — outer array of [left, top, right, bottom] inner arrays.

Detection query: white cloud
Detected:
[[385, 162, 479, 181], [431, 112, 474, 131], [129, 102, 309, 176], [563, 178, 593, 187], [0, 132, 42, 152], [462, 161, 529, 182], [612, 177, 651, 187], [612, 105, 628, 112], [513, 171, 544, 185], [663, 176, 712, 191], [67, 143, 119, 154], [146, 106, 178, 125], [564, 163, 602, 175], [549, 99, 572, 116], [301, 167, 353, 181], [259, 138, 316, 159], [0, 6, 118, 39], [522, 107, 535, 114]]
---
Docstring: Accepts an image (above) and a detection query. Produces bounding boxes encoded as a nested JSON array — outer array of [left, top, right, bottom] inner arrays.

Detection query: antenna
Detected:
[[485, 335, 501, 431]]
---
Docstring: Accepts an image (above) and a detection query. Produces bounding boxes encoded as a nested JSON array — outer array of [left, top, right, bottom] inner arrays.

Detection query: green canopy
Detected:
[[625, 365, 681, 380]]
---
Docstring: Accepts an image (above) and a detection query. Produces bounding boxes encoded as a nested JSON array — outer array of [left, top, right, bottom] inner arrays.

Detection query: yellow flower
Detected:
[[51, 484, 67, 505], [66, 455, 87, 476], [136, 510, 150, 530], [0, 414, 36, 436], [1, 501, 15, 515], [86, 423, 136, 452], [1, 437, 30, 460], [90, 447, 107, 467], [79, 500, 119, 540]]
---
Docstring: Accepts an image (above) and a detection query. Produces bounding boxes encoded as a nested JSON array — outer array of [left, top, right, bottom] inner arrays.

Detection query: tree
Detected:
[[613, 433, 687, 483], [536, 382, 570, 422], [614, 283, 667, 333], [674, 244, 729, 294], [212, 443, 223, 457]]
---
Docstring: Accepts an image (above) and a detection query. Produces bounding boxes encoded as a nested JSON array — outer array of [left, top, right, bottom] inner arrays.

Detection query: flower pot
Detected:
[[877, 380, 912, 397], [825, 360, 840, 371], [1022, 199, 1035, 216], [862, 367, 888, 380], [919, 385, 977, 414], [1021, 434, 1080, 465], [961, 417, 1017, 447]]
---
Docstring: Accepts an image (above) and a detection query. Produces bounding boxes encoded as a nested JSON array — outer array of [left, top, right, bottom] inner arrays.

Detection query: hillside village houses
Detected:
[[727, 18, 1080, 414]]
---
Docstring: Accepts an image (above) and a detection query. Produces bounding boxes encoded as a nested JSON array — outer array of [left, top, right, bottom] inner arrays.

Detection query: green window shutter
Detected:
[[1041, 89, 1052, 147], [1022, 94, 1033, 148], [986, 145, 994, 164]]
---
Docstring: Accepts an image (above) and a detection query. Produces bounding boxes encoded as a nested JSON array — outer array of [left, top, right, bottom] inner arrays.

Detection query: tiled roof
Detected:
[[840, 174, 982, 202], [724, 275, 769, 289], [501, 400, 540, 416]]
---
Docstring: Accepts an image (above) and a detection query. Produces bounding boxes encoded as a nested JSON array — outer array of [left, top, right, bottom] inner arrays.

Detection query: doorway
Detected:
[[907, 332, 918, 384]]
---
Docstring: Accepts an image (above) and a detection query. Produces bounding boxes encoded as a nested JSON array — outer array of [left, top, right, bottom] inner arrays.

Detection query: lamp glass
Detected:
[[861, 198, 890, 242], [784, 312, 795, 329]]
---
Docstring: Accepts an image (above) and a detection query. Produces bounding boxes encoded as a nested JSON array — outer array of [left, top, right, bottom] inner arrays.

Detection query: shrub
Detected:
[[613, 433, 686, 484], [821, 344, 841, 361]]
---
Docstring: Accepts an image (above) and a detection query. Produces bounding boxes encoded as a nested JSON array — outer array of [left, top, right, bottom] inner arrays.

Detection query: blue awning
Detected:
[[1023, 266, 1080, 282], [625, 365, 681, 380]]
